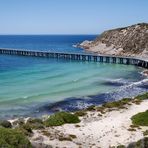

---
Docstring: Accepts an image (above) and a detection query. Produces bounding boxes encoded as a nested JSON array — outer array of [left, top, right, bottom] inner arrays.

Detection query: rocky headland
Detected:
[[79, 23, 148, 59]]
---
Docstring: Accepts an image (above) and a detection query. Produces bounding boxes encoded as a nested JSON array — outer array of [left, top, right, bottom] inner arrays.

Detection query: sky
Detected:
[[0, 0, 148, 34]]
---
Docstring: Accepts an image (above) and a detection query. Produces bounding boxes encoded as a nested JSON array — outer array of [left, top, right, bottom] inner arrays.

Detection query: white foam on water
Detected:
[[120, 78, 148, 89], [106, 78, 148, 102]]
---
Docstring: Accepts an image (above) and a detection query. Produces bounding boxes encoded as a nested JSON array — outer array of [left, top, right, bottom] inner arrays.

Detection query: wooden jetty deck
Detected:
[[0, 48, 148, 68]]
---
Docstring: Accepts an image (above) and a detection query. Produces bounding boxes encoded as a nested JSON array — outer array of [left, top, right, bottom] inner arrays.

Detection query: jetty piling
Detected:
[[0, 48, 147, 69]]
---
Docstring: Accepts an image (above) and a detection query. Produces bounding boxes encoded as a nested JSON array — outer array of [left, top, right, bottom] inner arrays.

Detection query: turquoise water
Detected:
[[0, 35, 147, 119]]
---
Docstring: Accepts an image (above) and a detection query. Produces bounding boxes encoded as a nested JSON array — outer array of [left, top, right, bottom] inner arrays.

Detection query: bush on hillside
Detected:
[[135, 93, 148, 100], [131, 110, 148, 126], [0, 127, 32, 148], [127, 137, 148, 148], [26, 118, 44, 130], [44, 112, 80, 126], [102, 98, 131, 109], [0, 120, 12, 128]]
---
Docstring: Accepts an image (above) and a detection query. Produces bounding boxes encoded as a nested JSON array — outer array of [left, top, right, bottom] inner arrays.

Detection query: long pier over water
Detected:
[[0, 48, 148, 68]]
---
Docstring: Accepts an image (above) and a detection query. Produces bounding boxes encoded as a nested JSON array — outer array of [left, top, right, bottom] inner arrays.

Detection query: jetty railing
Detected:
[[0, 48, 147, 68]]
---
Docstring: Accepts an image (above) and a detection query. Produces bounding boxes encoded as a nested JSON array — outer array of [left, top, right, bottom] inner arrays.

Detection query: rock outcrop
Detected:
[[80, 23, 148, 58]]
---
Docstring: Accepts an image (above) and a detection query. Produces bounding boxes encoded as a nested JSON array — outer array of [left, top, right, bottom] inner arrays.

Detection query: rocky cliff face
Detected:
[[80, 23, 148, 58]]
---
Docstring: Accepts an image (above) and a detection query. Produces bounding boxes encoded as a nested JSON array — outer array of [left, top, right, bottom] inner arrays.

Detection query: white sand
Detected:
[[31, 100, 148, 148]]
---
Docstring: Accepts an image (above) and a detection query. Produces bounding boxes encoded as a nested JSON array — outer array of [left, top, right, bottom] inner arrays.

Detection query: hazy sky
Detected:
[[0, 0, 148, 34]]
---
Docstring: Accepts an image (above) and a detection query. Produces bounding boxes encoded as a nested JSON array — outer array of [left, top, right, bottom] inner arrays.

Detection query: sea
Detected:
[[0, 35, 147, 119]]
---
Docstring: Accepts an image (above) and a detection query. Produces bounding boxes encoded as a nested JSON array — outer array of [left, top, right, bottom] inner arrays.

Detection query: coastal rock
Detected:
[[80, 23, 148, 58], [0, 120, 12, 128], [142, 70, 148, 76], [79, 40, 92, 49]]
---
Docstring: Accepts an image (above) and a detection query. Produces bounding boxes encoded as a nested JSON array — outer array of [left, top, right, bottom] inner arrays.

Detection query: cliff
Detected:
[[80, 23, 148, 58]]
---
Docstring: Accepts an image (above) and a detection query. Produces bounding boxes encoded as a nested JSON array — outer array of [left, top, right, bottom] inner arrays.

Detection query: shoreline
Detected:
[[31, 100, 148, 147], [31, 93, 148, 147], [2, 93, 147, 148]]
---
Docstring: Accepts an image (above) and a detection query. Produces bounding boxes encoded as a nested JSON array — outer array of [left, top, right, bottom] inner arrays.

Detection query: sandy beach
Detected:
[[30, 99, 148, 148]]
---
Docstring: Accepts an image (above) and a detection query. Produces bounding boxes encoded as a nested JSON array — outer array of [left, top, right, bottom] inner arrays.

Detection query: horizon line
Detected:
[[0, 34, 99, 36]]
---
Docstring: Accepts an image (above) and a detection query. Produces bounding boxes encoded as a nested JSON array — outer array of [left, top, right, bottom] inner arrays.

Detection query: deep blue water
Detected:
[[0, 35, 147, 119], [0, 35, 96, 52]]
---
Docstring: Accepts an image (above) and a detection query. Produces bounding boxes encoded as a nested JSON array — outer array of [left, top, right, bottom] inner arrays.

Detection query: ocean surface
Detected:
[[0, 35, 147, 119]]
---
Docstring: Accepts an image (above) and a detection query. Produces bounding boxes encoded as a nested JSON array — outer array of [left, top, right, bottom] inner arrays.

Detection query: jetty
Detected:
[[0, 48, 148, 68]]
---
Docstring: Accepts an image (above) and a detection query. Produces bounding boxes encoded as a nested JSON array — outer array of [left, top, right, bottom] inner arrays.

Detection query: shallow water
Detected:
[[0, 35, 147, 119]]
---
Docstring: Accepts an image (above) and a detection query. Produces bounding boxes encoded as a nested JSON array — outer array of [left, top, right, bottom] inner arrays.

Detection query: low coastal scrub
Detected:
[[84, 92, 148, 114], [127, 137, 148, 148], [131, 110, 148, 126], [0, 120, 12, 128], [74, 110, 87, 116], [17, 124, 33, 137], [116, 137, 148, 148], [143, 130, 148, 136], [117, 145, 125, 148], [44, 111, 80, 126], [0, 127, 32, 148], [135, 92, 148, 100], [102, 98, 131, 109], [17, 118, 44, 136], [26, 118, 44, 130]]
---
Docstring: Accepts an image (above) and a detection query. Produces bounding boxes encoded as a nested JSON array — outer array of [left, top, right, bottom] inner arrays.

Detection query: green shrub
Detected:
[[44, 112, 80, 126], [117, 145, 126, 148], [132, 99, 142, 105], [131, 110, 148, 126], [0, 120, 12, 128], [74, 110, 87, 116], [0, 127, 32, 148], [121, 98, 131, 104], [26, 118, 44, 130], [102, 98, 131, 109], [135, 93, 148, 100], [17, 124, 33, 136], [103, 101, 121, 108], [127, 137, 148, 148], [27, 118, 43, 124], [143, 130, 148, 136], [96, 106, 105, 114]]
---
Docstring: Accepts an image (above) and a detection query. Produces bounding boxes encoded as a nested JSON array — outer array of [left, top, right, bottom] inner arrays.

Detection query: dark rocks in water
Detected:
[[101, 81, 124, 87]]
